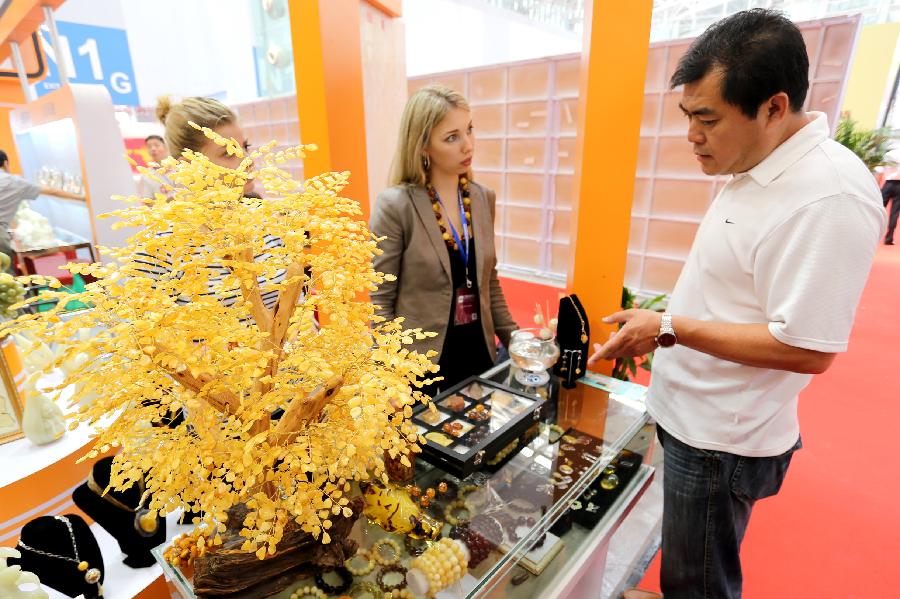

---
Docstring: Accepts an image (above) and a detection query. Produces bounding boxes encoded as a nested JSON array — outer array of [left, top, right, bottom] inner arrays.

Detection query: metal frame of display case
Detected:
[[153, 361, 653, 599]]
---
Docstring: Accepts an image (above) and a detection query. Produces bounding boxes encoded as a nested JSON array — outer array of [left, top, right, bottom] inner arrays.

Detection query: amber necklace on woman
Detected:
[[427, 175, 473, 287]]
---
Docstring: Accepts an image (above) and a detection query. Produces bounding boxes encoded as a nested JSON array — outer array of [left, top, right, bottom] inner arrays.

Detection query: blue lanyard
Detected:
[[437, 188, 472, 287]]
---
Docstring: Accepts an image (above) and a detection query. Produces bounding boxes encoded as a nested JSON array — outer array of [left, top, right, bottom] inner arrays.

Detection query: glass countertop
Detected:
[[153, 362, 650, 598]]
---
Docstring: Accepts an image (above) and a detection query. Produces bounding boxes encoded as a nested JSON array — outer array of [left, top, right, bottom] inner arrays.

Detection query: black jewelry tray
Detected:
[[412, 376, 549, 478]]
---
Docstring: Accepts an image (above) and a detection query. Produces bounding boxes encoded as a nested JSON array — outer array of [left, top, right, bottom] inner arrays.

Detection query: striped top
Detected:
[[132, 231, 287, 312]]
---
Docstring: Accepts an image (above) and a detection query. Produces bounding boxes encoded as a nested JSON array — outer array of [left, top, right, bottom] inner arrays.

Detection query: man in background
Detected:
[[145, 134, 168, 163], [880, 149, 900, 245], [0, 149, 83, 273], [140, 134, 171, 199]]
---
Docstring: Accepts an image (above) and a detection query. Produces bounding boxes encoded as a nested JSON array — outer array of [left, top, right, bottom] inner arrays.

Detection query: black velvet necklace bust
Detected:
[[552, 294, 590, 388], [72, 456, 166, 568], [9, 514, 104, 599]]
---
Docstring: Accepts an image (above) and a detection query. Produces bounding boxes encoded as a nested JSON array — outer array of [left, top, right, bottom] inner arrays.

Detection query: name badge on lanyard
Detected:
[[442, 189, 478, 326], [454, 286, 478, 325]]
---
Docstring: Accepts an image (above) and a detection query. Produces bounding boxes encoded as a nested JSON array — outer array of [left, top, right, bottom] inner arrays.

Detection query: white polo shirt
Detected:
[[647, 112, 886, 457]]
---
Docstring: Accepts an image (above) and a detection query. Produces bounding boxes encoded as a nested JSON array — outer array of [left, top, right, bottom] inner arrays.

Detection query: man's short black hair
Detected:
[[145, 134, 165, 144], [670, 9, 809, 118], [0, 150, 7, 166]]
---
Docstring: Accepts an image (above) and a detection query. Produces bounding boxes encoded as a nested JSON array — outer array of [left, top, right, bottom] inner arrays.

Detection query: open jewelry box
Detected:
[[412, 377, 549, 478]]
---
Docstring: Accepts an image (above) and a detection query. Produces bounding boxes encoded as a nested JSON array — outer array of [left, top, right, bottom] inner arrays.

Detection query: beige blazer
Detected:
[[370, 182, 518, 361]]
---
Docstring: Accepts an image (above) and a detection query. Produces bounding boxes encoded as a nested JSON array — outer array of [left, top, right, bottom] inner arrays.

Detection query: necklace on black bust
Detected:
[[426, 175, 472, 252], [17, 515, 103, 592], [87, 470, 159, 537]]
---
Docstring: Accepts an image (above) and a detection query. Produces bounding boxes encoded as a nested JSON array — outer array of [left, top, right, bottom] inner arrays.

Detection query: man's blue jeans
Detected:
[[658, 426, 801, 599]]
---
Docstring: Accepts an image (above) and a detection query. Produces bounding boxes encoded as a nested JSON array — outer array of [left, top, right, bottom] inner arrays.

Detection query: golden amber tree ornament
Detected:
[[0, 124, 439, 596]]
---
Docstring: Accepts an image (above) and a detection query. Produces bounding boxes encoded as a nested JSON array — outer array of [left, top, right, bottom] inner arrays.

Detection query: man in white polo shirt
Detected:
[[588, 9, 886, 599]]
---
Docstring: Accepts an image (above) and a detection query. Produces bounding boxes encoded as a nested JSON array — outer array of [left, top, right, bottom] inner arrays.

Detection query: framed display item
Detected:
[[0, 336, 25, 444]]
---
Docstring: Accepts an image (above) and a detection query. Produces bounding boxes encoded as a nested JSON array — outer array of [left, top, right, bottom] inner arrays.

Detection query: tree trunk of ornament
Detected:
[[191, 496, 363, 598]]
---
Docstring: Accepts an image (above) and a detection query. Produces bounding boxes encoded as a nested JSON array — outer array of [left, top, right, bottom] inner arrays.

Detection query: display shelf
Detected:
[[0, 412, 105, 490], [631, 14, 861, 294], [11, 84, 137, 251], [41, 512, 191, 599], [411, 56, 580, 283], [476, 167, 548, 175], [629, 213, 704, 225], [0, 370, 114, 489], [496, 232, 543, 243], [497, 200, 554, 210], [496, 266, 567, 289], [469, 99, 510, 107], [477, 133, 550, 140]]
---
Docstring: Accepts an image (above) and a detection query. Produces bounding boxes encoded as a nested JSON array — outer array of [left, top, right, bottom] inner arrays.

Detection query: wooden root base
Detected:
[[191, 496, 363, 598]]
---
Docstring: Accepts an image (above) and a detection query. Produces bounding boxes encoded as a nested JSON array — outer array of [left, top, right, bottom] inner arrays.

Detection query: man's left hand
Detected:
[[587, 309, 663, 365]]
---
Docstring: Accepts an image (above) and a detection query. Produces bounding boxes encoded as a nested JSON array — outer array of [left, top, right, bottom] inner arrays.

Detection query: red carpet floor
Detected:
[[500, 243, 900, 597], [631, 244, 900, 598]]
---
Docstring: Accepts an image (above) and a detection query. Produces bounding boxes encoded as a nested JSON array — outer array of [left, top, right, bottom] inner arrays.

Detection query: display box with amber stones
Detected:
[[412, 377, 549, 478]]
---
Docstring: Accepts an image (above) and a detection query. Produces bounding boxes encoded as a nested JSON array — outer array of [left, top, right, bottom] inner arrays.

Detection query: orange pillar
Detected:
[[568, 1, 652, 375], [0, 106, 22, 173], [289, 0, 371, 217]]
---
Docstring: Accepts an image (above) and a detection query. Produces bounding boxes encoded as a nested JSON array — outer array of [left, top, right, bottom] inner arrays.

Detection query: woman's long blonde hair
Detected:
[[389, 84, 470, 187], [156, 95, 237, 156]]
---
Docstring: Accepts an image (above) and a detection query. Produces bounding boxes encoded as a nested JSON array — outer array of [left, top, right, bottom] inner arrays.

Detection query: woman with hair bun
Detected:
[[135, 96, 285, 311], [156, 95, 257, 196]]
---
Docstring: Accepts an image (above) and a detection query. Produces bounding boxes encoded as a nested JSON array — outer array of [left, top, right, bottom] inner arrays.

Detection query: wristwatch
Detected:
[[656, 313, 677, 348]]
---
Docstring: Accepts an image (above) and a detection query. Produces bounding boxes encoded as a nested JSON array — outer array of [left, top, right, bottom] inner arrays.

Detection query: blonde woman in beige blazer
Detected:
[[372, 85, 518, 395]]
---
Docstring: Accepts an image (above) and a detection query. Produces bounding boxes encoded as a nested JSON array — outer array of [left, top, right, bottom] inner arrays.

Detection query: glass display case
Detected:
[[152, 361, 653, 598], [10, 84, 137, 253]]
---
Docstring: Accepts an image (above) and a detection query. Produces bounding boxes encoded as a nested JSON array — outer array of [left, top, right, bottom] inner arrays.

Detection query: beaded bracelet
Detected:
[[409, 538, 468, 595], [314, 566, 353, 595], [373, 537, 402, 566], [289, 585, 327, 599], [450, 524, 492, 567], [487, 439, 520, 466], [459, 484, 479, 498], [345, 547, 375, 576], [348, 580, 381, 598], [376, 564, 408, 592], [386, 589, 415, 599], [459, 483, 488, 510], [471, 514, 504, 546], [445, 499, 472, 525]]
